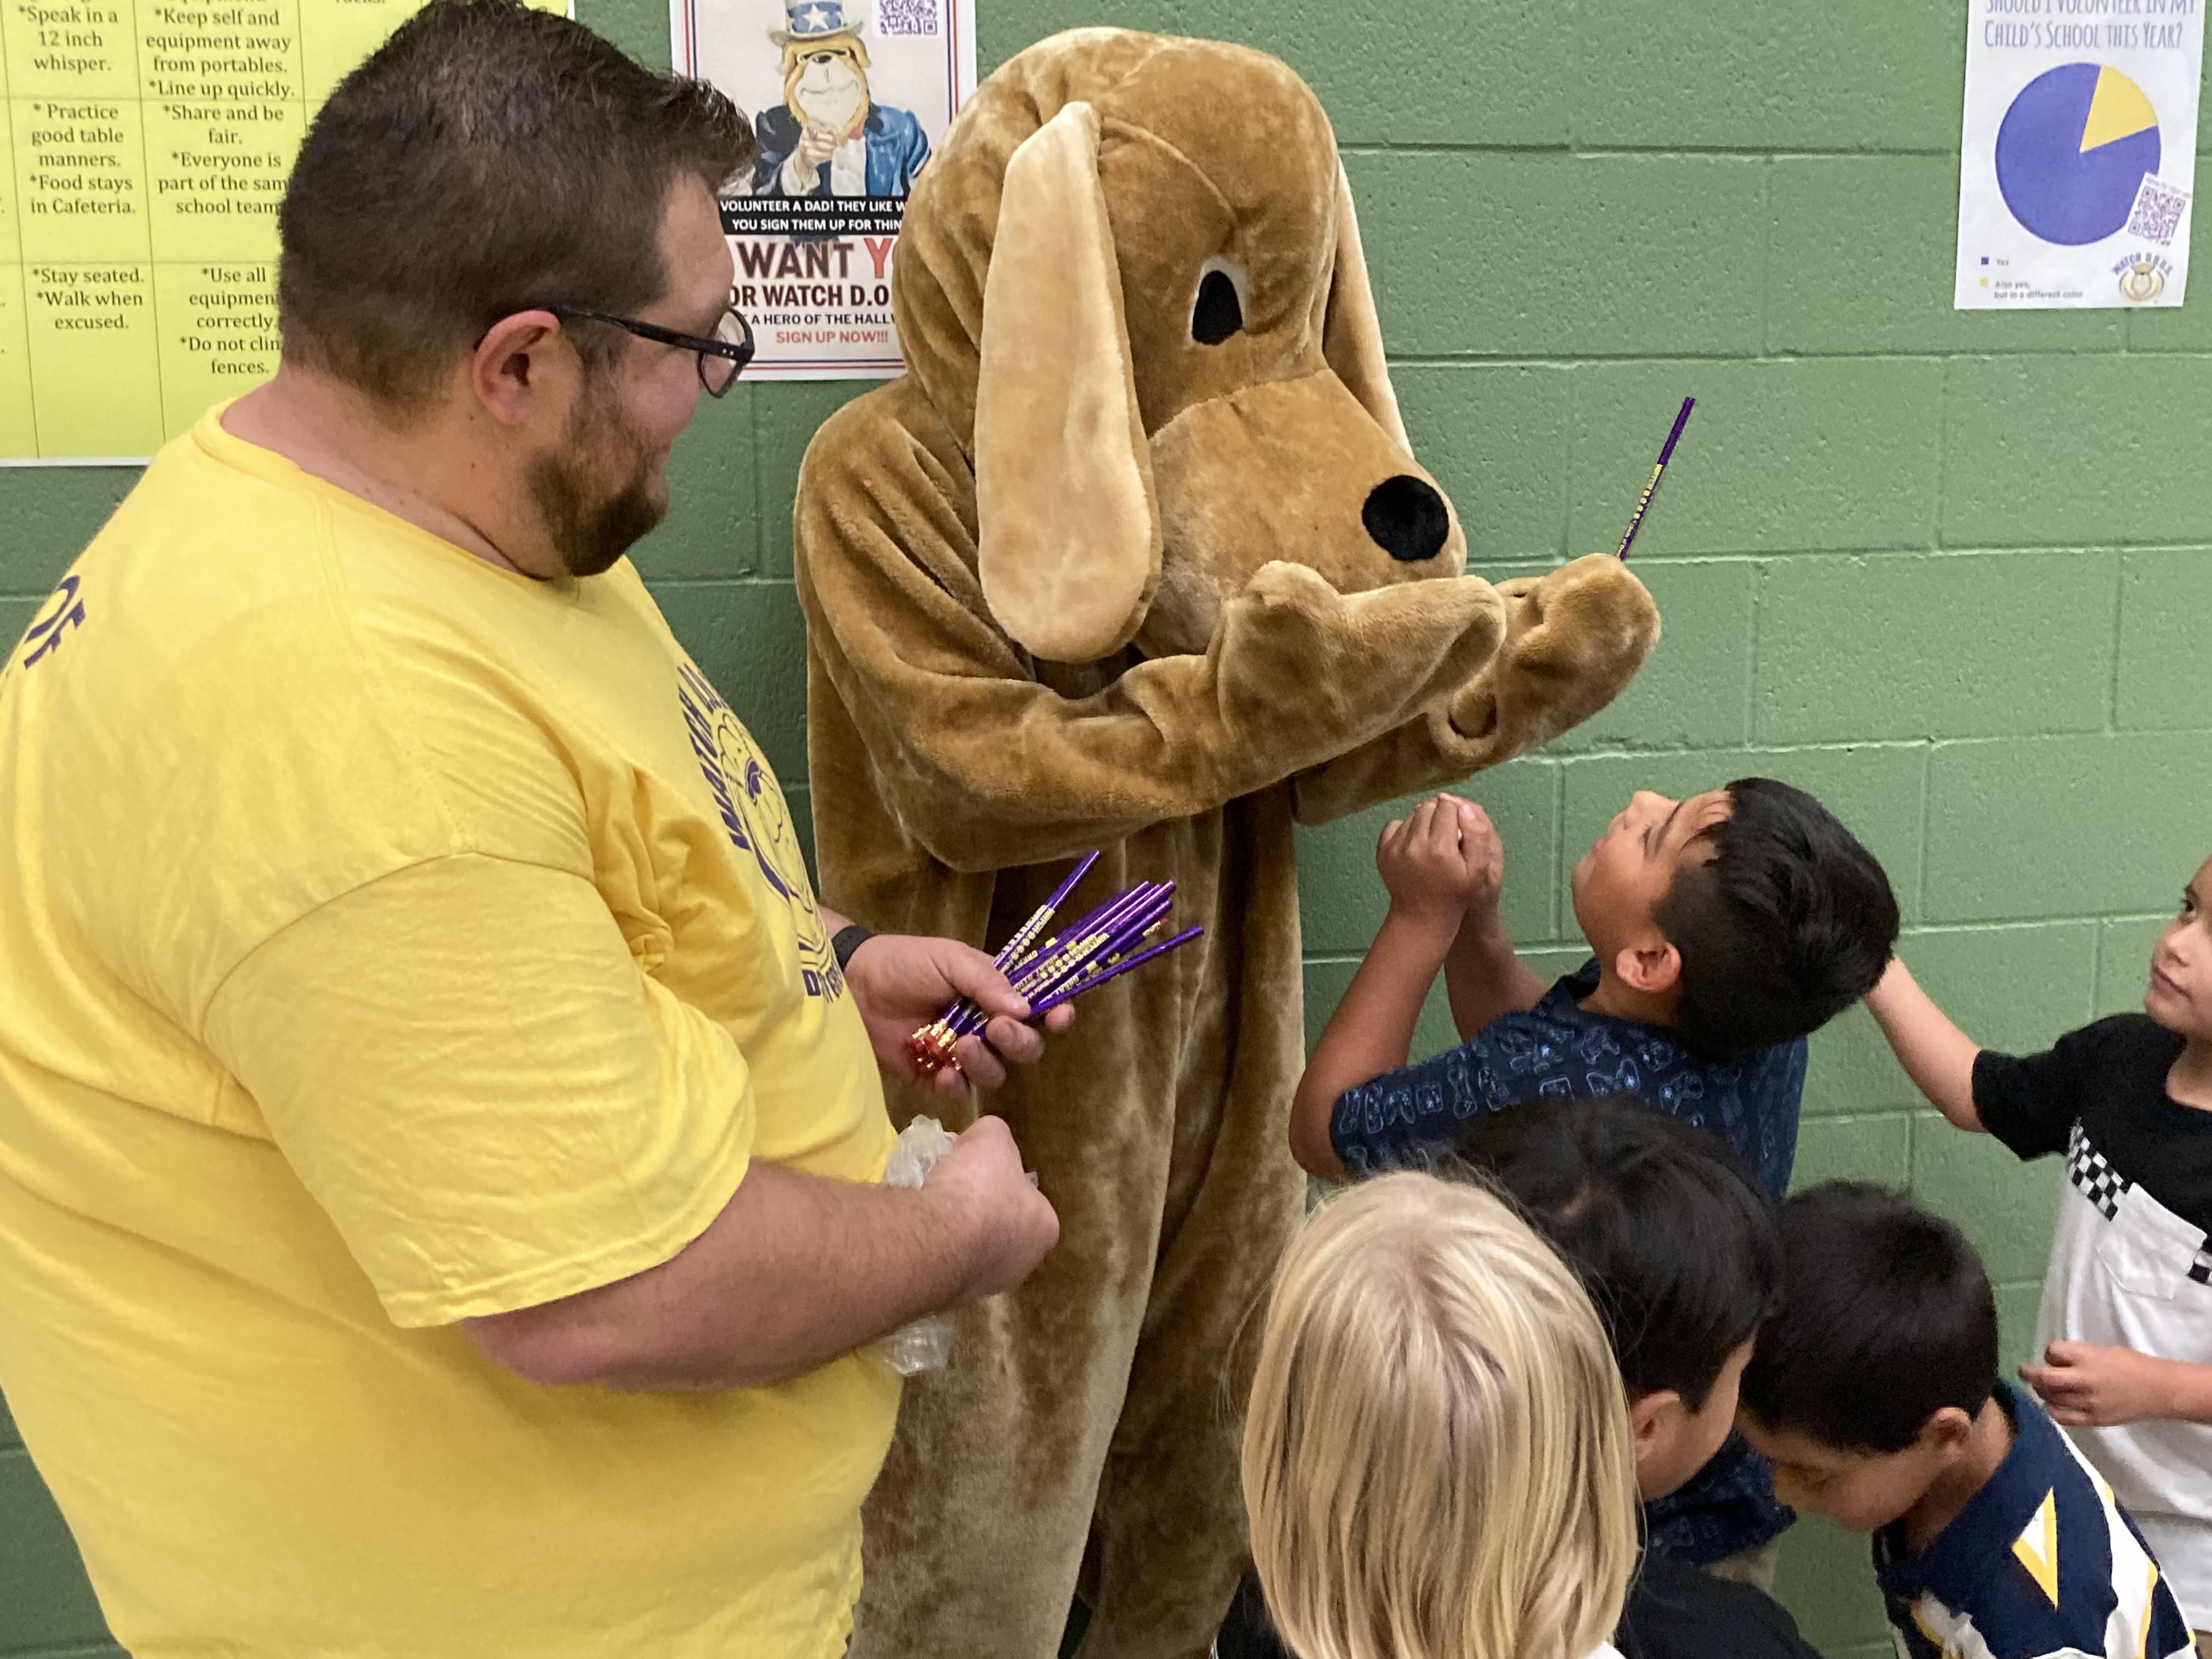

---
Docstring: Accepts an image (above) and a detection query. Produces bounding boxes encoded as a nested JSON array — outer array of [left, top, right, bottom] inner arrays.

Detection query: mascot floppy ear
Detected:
[[974, 100, 1161, 664], [1321, 162, 1411, 453]]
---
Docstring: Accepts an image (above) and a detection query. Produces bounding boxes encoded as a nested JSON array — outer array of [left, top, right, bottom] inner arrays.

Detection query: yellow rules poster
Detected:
[[0, 0, 563, 462]]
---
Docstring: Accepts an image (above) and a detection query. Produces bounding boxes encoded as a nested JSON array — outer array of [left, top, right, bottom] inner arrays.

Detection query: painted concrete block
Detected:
[[1754, 552, 2117, 744]]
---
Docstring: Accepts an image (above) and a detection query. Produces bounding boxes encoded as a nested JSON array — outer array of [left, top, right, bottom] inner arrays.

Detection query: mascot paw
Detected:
[[1242, 561, 1511, 722], [1448, 554, 1660, 749]]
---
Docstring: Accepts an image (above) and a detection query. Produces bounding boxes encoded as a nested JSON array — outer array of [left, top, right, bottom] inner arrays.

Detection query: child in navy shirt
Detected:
[[1739, 1184, 2195, 1659], [1286, 778, 1899, 1579]]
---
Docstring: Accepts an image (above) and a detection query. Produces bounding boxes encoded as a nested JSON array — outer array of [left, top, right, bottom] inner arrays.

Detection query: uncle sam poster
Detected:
[[1956, 0, 2204, 308], [671, 0, 977, 375]]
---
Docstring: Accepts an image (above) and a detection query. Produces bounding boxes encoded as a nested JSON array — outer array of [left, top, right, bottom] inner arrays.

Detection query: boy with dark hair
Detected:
[[1286, 781, 1899, 1579], [1739, 1184, 2196, 1659], [1221, 1095, 1821, 1659], [1866, 853, 2212, 1639], [1444, 1096, 1781, 1508]]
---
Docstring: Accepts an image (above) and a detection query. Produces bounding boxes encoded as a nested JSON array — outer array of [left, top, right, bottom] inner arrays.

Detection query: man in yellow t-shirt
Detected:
[[0, 5, 1062, 1656]]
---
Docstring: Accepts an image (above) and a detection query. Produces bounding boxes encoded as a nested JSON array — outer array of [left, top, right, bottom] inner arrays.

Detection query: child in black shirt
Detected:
[[1866, 851, 2212, 1633]]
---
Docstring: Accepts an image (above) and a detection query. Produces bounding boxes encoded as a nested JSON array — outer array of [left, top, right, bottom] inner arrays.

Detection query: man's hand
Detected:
[[1377, 794, 1499, 937], [2021, 1340, 2212, 1426], [922, 1115, 1060, 1302], [843, 933, 1074, 1098]]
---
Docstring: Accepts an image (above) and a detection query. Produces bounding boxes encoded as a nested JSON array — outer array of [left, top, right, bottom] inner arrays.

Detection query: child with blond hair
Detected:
[[1235, 1171, 1640, 1659]]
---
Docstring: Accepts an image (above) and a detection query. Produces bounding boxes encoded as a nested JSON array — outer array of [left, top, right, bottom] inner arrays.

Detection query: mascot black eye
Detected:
[[1192, 268, 1244, 345]]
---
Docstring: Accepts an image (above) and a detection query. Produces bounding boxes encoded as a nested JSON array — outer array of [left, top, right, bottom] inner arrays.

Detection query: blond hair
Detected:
[[1240, 1172, 1639, 1659]]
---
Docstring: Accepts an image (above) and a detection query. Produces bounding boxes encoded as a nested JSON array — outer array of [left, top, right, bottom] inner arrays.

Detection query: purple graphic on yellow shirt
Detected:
[[15, 575, 86, 672], [675, 661, 843, 999]]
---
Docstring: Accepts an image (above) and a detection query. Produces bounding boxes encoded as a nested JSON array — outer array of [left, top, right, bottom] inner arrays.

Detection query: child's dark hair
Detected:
[[1740, 1183, 1997, 1454], [1441, 1096, 1780, 1410], [1654, 777, 1900, 1059]]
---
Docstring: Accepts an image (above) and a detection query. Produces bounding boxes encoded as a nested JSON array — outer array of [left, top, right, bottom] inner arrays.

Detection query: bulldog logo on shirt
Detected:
[[675, 660, 843, 1000], [13, 574, 86, 673]]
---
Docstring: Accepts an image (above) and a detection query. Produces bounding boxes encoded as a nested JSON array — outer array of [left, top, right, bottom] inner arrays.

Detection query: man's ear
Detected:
[[471, 310, 567, 427], [1614, 937, 1684, 998]]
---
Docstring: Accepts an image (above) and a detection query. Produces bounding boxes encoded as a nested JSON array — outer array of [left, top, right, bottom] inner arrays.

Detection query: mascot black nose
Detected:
[[1361, 476, 1451, 563]]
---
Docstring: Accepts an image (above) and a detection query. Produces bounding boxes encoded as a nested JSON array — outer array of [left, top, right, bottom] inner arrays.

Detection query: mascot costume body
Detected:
[[794, 30, 1661, 1658]]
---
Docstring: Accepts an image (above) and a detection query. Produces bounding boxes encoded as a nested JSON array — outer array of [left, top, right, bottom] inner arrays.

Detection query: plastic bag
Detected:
[[865, 1116, 960, 1376]]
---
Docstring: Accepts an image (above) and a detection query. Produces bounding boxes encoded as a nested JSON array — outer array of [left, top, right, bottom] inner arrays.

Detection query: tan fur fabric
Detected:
[[793, 29, 1660, 1658], [975, 100, 1159, 663]]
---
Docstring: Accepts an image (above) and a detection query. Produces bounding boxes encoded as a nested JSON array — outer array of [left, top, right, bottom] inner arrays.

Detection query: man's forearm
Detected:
[[1443, 916, 1547, 1040], [465, 1159, 978, 1392]]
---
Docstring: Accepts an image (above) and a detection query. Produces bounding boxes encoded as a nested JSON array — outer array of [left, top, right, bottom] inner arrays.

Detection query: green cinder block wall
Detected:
[[5, 1, 2210, 1653]]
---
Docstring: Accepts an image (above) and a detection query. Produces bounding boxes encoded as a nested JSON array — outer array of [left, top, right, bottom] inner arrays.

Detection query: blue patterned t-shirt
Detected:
[[1328, 958, 1809, 1565]]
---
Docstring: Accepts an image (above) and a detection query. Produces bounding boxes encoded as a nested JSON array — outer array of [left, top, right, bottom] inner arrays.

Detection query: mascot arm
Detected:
[[1289, 555, 1660, 827], [797, 462, 1517, 873]]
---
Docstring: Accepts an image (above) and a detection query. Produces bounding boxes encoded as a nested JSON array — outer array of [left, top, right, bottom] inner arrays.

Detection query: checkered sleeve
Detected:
[[1971, 1020, 2117, 1162]]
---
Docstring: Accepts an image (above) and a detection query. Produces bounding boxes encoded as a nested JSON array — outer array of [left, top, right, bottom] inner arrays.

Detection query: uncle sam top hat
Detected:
[[769, 0, 867, 43]]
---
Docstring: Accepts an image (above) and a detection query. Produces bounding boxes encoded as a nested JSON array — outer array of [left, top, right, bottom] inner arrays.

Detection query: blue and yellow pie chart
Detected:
[[1995, 62, 2162, 245]]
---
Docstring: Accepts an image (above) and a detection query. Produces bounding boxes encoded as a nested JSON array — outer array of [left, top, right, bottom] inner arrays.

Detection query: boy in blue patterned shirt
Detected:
[[1739, 1184, 2196, 1659], [1286, 778, 1899, 1581]]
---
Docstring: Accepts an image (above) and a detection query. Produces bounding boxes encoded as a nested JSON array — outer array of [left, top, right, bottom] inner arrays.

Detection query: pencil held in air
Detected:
[[1614, 395, 1696, 561]]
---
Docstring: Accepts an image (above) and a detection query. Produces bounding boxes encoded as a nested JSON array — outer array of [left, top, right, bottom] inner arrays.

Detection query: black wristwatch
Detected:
[[831, 924, 876, 970]]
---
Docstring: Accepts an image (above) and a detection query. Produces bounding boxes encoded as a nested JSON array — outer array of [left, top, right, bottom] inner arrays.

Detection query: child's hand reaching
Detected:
[[2020, 1339, 2212, 1426], [1376, 795, 1501, 936]]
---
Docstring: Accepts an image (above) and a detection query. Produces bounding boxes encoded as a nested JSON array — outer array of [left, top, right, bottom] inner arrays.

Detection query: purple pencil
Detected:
[[1029, 925, 1206, 1016], [1023, 882, 1172, 973], [909, 868, 1195, 1074], [1015, 884, 1166, 981], [917, 852, 1106, 1049], [994, 850, 1099, 970], [1613, 396, 1695, 561], [942, 889, 1166, 1041], [967, 889, 1172, 1034]]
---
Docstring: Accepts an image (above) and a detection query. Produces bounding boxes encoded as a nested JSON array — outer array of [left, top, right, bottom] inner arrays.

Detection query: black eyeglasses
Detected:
[[545, 302, 757, 396]]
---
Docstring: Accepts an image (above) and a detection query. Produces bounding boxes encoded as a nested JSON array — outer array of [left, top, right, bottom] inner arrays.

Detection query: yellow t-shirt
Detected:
[[0, 407, 900, 1658]]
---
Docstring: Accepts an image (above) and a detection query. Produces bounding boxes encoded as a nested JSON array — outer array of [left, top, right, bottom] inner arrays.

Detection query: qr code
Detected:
[[2128, 177, 2189, 245], [877, 0, 938, 35]]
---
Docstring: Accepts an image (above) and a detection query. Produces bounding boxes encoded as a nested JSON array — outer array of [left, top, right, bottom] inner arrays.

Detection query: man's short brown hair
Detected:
[[277, 0, 754, 407]]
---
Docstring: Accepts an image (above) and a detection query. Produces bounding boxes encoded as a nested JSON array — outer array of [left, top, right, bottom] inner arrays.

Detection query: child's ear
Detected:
[[1627, 1389, 1683, 1460], [1614, 938, 1684, 997], [1918, 1404, 1976, 1458]]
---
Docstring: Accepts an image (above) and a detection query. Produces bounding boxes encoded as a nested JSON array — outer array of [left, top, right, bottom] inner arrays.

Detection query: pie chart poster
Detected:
[[1956, 1, 2205, 309]]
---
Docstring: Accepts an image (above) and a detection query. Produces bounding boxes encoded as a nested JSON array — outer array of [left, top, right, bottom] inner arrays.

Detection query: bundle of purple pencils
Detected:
[[908, 850, 1204, 1077]]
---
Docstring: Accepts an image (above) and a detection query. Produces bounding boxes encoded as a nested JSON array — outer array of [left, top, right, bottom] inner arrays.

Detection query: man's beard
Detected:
[[527, 393, 667, 578]]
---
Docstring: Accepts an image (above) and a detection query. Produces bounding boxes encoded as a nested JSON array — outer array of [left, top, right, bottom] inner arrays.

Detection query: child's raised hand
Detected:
[[1376, 794, 1499, 933], [1449, 796, 1506, 922]]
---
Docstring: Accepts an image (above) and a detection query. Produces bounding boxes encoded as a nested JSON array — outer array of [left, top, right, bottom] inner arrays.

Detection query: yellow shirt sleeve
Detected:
[[201, 853, 757, 1328]]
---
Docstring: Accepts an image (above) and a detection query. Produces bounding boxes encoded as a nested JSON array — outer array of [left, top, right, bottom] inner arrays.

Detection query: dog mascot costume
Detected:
[[794, 30, 1661, 1658]]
